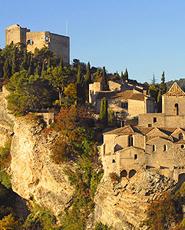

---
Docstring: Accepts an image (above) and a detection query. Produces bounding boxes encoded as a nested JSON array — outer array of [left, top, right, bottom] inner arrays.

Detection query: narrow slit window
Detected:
[[164, 145, 167, 151]]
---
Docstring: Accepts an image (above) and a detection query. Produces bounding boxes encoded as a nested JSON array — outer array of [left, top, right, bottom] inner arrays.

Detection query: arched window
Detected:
[[163, 145, 167, 151], [128, 135, 133, 147], [152, 145, 156, 152], [120, 170, 127, 178], [175, 103, 179, 115], [129, 169, 136, 178]]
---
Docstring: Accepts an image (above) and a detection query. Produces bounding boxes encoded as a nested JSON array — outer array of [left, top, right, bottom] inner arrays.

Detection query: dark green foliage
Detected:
[[122, 68, 128, 81], [99, 97, 108, 125], [50, 106, 103, 229], [77, 63, 82, 84], [0, 141, 11, 189], [100, 67, 109, 91], [95, 222, 111, 230], [3, 59, 11, 79], [23, 208, 57, 230], [6, 71, 58, 115], [157, 90, 162, 112], [85, 62, 91, 82]]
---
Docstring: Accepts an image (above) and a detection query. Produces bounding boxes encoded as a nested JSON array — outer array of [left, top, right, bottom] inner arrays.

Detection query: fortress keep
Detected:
[[5, 24, 70, 64]]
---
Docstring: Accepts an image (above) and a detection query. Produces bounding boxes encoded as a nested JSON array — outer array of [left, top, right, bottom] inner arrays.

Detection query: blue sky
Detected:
[[1, 0, 185, 82]]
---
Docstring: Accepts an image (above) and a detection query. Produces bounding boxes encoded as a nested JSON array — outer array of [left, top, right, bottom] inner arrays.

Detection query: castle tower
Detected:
[[6, 24, 30, 45], [162, 82, 185, 116], [5, 24, 70, 64]]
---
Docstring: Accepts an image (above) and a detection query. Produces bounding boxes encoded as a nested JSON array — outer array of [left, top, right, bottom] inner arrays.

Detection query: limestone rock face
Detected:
[[94, 170, 175, 230], [0, 87, 15, 147], [10, 117, 74, 216], [0, 87, 74, 216]]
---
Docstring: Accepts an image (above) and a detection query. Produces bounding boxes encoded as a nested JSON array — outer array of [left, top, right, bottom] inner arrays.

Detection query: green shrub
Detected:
[[95, 222, 111, 230], [0, 171, 11, 189], [24, 208, 57, 230]]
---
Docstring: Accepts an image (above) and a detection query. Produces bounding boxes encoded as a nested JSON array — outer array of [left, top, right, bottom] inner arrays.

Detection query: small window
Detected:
[[153, 117, 157, 123], [27, 39, 34, 45], [134, 154, 137, 160], [128, 135, 133, 146], [148, 124, 152, 127], [152, 145, 156, 152], [121, 102, 128, 109], [112, 159, 116, 163], [163, 145, 167, 151]]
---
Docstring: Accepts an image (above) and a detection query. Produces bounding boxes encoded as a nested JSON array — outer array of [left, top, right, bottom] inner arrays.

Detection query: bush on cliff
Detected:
[[6, 71, 58, 115], [145, 192, 182, 230]]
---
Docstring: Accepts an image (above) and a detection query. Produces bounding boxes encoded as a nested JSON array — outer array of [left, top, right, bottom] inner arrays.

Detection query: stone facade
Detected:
[[100, 82, 185, 181], [6, 24, 70, 64]]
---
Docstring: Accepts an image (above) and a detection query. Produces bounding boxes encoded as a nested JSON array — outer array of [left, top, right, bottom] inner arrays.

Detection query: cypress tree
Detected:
[[161, 71, 165, 84], [157, 90, 162, 112], [99, 97, 108, 125], [85, 62, 91, 82], [101, 67, 109, 91], [123, 68, 128, 81], [160, 71, 167, 94], [20, 51, 28, 71], [76, 64, 81, 84], [27, 56, 34, 76], [12, 48, 19, 74]]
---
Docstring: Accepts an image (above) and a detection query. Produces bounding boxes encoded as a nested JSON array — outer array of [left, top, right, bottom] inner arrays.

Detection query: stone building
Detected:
[[5, 24, 70, 64], [89, 79, 155, 118], [100, 82, 185, 181]]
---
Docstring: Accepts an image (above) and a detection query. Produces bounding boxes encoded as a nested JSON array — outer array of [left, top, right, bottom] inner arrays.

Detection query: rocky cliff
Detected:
[[0, 87, 180, 229], [0, 87, 74, 217], [94, 170, 176, 230]]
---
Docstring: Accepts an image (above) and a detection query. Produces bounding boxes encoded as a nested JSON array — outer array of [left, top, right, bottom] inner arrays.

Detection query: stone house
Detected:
[[100, 82, 185, 181], [89, 80, 155, 118]]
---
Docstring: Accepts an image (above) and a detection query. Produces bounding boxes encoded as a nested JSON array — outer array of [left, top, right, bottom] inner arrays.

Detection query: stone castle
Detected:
[[100, 82, 185, 181], [5, 24, 70, 64]]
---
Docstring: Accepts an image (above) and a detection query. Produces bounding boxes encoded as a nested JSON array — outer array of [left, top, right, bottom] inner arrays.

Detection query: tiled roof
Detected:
[[128, 94, 145, 101], [111, 90, 134, 99]]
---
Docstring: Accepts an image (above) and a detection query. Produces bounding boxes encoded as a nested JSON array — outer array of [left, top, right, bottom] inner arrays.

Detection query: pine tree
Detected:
[[3, 60, 11, 79], [99, 97, 108, 125]]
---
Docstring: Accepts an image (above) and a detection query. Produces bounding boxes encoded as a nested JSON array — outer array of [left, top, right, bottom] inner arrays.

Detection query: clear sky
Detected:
[[1, 0, 185, 82]]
